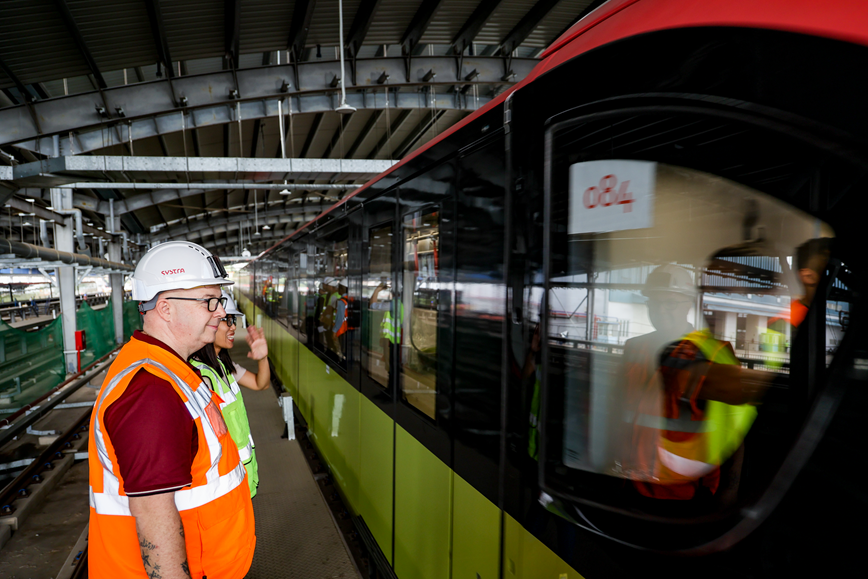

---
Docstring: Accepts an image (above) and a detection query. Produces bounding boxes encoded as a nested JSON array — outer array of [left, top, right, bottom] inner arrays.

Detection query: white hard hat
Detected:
[[133, 241, 233, 311], [221, 290, 243, 316], [323, 277, 338, 286], [642, 264, 697, 300]]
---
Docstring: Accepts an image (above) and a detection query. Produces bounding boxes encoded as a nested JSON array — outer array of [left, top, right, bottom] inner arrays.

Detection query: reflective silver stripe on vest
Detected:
[[90, 357, 242, 516], [626, 411, 718, 433], [238, 441, 253, 462], [174, 462, 245, 511]]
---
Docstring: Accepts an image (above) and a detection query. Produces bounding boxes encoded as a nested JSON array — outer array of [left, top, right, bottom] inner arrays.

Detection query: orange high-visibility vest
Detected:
[[334, 296, 350, 337], [88, 336, 256, 579]]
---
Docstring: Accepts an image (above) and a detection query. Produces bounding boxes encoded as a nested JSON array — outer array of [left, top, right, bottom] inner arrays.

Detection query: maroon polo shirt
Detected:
[[103, 330, 200, 496]]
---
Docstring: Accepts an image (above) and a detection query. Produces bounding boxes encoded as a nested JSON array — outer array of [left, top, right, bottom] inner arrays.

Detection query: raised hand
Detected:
[[246, 326, 268, 360]]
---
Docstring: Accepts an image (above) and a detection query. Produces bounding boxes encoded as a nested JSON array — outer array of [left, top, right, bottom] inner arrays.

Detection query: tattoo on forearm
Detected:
[[179, 523, 191, 577], [139, 536, 160, 577]]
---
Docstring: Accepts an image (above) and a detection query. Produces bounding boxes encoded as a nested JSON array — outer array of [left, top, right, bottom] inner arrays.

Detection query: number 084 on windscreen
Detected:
[[568, 160, 657, 235]]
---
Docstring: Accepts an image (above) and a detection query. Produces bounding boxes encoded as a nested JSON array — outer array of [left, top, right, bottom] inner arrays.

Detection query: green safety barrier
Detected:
[[123, 300, 142, 342], [0, 300, 143, 415], [0, 316, 65, 414], [77, 302, 116, 369]]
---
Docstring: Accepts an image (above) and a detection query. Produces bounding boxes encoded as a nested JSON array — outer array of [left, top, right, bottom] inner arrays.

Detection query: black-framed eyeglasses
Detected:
[[221, 314, 238, 327], [165, 296, 228, 312]]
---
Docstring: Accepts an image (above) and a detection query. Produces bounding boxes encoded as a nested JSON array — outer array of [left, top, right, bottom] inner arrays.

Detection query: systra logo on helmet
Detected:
[[161, 268, 186, 275]]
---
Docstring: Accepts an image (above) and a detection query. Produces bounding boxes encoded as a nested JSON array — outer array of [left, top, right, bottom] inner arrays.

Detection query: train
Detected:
[[235, 1, 868, 577]]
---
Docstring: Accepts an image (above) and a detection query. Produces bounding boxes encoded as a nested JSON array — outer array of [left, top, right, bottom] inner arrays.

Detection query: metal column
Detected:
[[50, 188, 78, 374], [108, 215, 125, 345]]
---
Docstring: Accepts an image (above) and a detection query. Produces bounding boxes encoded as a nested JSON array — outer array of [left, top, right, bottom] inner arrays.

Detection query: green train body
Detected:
[[238, 2, 868, 576]]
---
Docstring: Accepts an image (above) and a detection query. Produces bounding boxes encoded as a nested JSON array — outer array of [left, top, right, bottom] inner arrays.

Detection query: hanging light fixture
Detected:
[[336, 0, 356, 115]]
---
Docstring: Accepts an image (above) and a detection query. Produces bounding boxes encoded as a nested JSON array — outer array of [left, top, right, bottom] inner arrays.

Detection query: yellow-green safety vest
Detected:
[[381, 301, 404, 344], [192, 359, 260, 498], [527, 330, 758, 471]]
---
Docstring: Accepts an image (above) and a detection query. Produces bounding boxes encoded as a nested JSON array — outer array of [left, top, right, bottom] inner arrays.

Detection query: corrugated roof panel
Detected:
[[523, 0, 592, 48], [364, 0, 425, 46], [0, 0, 91, 86], [184, 57, 224, 76], [239, 0, 295, 54], [306, 0, 360, 47], [162, 0, 225, 62], [420, 0, 483, 46], [68, 0, 160, 73], [474, 0, 536, 46]]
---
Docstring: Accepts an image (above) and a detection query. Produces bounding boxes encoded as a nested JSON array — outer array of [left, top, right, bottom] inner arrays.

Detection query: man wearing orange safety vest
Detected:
[[791, 238, 832, 328], [88, 241, 255, 579], [621, 264, 767, 502]]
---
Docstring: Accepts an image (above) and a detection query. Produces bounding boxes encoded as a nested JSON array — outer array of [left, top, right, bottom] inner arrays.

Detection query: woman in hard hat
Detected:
[[191, 290, 271, 498]]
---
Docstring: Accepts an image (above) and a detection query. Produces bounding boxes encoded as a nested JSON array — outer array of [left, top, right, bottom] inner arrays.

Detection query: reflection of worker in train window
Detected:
[[371, 279, 399, 371], [621, 264, 765, 502], [330, 279, 349, 358], [790, 238, 832, 327], [316, 277, 335, 346]]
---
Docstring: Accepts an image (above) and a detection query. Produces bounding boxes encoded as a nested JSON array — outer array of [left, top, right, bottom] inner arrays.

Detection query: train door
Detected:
[[393, 164, 456, 579]]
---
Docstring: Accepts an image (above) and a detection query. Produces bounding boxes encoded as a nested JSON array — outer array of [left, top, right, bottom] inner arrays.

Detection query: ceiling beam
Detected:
[[346, 110, 383, 158], [3, 55, 536, 150], [287, 0, 318, 62], [394, 110, 445, 159], [0, 57, 42, 134], [53, 0, 107, 89], [367, 109, 413, 159], [323, 115, 351, 158], [401, 0, 446, 56], [202, 229, 295, 254], [497, 0, 565, 56], [191, 128, 202, 157], [155, 202, 327, 242], [144, 0, 175, 78], [346, 0, 384, 58], [451, 0, 504, 55], [224, 0, 241, 69], [299, 113, 324, 158]]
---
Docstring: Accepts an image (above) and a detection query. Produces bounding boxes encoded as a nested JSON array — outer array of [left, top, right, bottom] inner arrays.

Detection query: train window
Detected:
[[364, 223, 394, 388], [542, 157, 840, 526], [401, 209, 440, 420], [314, 228, 350, 364]]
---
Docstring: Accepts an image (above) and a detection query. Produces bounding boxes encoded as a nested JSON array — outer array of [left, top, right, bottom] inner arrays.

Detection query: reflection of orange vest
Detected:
[[791, 300, 809, 327], [626, 332, 755, 500], [334, 296, 350, 337], [88, 337, 256, 579]]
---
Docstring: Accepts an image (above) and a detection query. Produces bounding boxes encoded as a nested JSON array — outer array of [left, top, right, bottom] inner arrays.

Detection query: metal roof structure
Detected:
[[0, 0, 600, 256]]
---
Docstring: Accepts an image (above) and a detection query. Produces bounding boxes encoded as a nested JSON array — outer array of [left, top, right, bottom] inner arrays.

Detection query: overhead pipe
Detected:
[[54, 207, 88, 253], [57, 182, 360, 190], [39, 219, 50, 247], [0, 237, 134, 271], [121, 231, 130, 262]]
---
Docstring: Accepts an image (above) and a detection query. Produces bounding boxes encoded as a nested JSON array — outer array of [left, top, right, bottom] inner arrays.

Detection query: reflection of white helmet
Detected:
[[642, 264, 697, 300], [133, 241, 233, 311], [323, 276, 338, 287]]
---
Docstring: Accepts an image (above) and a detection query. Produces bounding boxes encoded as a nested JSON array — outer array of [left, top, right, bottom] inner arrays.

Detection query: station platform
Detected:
[[0, 327, 358, 579]]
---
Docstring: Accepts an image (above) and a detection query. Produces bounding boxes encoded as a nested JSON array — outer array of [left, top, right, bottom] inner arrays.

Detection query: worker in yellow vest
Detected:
[[191, 291, 272, 498]]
